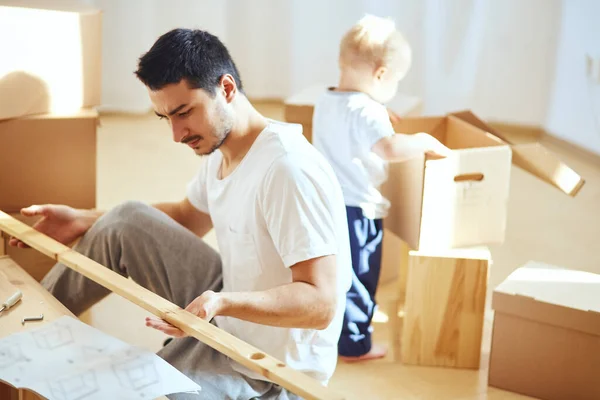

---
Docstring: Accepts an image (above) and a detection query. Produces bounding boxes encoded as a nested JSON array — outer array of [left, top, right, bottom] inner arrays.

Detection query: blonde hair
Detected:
[[339, 14, 412, 72]]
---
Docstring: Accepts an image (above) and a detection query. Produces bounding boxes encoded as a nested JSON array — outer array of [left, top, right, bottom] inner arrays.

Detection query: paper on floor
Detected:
[[0, 316, 201, 399]]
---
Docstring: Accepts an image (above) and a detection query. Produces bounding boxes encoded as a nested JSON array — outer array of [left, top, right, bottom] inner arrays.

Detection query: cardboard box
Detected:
[[0, 109, 98, 212], [381, 115, 512, 250], [2, 213, 58, 282], [284, 84, 423, 142], [490, 261, 600, 400], [0, 0, 102, 120], [401, 247, 490, 369], [451, 111, 585, 197]]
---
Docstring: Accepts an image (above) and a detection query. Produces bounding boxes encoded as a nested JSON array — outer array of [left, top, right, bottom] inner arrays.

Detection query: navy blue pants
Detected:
[[338, 206, 384, 357]]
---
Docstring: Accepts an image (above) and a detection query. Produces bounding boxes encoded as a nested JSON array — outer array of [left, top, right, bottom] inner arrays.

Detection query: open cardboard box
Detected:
[[489, 261, 600, 400], [381, 115, 512, 250], [450, 111, 585, 197], [381, 110, 586, 251]]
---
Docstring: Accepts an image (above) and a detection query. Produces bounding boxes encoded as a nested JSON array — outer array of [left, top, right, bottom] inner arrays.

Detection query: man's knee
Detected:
[[86, 201, 154, 242], [100, 200, 153, 225]]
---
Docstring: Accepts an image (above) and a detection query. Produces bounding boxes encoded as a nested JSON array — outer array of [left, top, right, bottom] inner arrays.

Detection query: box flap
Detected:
[[492, 261, 600, 336], [450, 110, 585, 197], [511, 143, 584, 197]]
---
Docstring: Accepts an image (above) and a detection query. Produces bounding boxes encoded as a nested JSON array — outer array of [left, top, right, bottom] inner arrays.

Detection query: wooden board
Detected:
[[0, 256, 74, 400], [0, 232, 6, 256], [401, 249, 489, 369], [0, 211, 344, 400], [3, 212, 56, 282]]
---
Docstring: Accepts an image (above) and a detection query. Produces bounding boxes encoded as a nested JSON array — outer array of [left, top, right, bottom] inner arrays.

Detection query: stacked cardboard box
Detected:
[[384, 110, 584, 368], [490, 261, 600, 399], [0, 1, 102, 281]]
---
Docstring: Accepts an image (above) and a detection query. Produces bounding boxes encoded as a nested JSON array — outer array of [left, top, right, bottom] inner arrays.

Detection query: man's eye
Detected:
[[178, 110, 190, 117]]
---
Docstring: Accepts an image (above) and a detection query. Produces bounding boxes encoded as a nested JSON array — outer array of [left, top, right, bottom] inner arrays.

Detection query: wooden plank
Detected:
[[0, 231, 6, 256], [401, 249, 489, 369], [386, 234, 410, 362], [0, 257, 75, 340], [0, 211, 344, 400], [0, 381, 18, 400], [18, 389, 44, 400], [0, 257, 73, 400], [4, 213, 57, 282]]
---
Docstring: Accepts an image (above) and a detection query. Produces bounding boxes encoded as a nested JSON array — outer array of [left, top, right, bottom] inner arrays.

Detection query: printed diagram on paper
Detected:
[[0, 316, 201, 399]]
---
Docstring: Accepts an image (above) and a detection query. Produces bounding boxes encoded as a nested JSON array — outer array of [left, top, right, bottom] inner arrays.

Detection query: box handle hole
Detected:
[[454, 173, 484, 182]]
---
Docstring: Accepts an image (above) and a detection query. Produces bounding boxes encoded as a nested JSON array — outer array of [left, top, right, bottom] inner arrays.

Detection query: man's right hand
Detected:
[[8, 205, 91, 248]]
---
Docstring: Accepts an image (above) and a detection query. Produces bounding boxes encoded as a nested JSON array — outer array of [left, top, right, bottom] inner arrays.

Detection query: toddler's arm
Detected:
[[372, 132, 451, 162]]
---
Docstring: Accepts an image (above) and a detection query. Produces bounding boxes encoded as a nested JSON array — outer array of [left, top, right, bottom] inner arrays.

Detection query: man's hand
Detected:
[[8, 205, 92, 248], [145, 290, 223, 338]]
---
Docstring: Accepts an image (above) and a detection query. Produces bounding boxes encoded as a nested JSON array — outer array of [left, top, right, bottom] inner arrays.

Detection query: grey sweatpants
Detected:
[[41, 201, 301, 400]]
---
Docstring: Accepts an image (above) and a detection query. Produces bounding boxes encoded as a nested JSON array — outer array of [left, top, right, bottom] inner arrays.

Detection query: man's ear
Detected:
[[220, 74, 237, 103]]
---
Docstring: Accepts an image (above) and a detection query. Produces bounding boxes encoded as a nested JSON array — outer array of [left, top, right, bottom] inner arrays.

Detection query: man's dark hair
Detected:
[[135, 28, 244, 95]]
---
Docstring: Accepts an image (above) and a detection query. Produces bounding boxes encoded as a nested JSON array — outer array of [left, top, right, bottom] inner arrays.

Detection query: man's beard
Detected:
[[201, 129, 230, 155], [196, 105, 233, 156]]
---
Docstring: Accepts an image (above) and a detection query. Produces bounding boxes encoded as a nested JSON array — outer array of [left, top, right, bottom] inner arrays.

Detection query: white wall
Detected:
[[86, 0, 600, 155], [545, 0, 600, 155]]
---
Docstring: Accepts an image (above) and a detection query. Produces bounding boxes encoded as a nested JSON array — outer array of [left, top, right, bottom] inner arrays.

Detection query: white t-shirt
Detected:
[[312, 89, 395, 219], [186, 120, 352, 384]]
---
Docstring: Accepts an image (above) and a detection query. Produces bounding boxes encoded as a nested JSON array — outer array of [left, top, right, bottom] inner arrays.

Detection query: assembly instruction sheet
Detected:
[[0, 316, 201, 399]]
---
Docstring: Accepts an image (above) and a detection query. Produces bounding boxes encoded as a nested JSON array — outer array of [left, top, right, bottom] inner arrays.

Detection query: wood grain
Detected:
[[0, 257, 73, 400], [0, 211, 344, 400], [0, 232, 6, 256], [401, 249, 489, 369]]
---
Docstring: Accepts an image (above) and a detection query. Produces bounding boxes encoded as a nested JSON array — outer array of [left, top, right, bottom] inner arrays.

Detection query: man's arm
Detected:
[[218, 255, 337, 329], [154, 198, 213, 238], [146, 255, 338, 336]]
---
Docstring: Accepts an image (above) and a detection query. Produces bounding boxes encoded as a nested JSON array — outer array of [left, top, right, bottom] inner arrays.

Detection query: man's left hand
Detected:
[[145, 290, 223, 337]]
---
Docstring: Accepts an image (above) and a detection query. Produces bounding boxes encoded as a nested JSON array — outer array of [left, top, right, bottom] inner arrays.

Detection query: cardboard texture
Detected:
[[381, 115, 512, 250], [284, 84, 422, 142], [2, 213, 58, 282], [0, 0, 102, 120], [450, 111, 585, 197], [489, 261, 600, 400], [0, 109, 98, 212], [401, 247, 490, 369]]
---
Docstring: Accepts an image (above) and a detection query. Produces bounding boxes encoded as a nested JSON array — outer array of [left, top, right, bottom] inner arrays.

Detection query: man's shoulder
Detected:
[[258, 120, 313, 156]]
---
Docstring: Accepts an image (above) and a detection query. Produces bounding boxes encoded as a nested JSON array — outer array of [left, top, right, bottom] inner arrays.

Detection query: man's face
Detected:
[[149, 80, 234, 156]]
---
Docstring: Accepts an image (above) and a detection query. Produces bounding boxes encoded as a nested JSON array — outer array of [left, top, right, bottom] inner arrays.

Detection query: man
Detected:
[[9, 29, 352, 399]]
